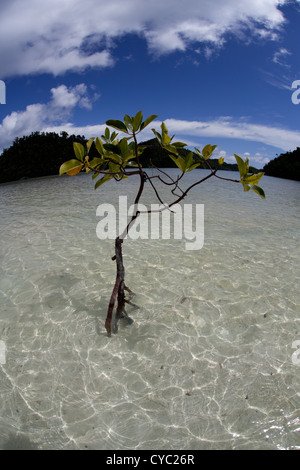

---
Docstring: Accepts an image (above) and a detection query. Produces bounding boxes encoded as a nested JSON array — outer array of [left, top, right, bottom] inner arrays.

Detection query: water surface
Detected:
[[0, 170, 299, 450]]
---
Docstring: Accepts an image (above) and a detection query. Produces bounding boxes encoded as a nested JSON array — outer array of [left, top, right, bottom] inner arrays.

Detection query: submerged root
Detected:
[[105, 283, 139, 336], [105, 239, 139, 336], [111, 289, 139, 335]]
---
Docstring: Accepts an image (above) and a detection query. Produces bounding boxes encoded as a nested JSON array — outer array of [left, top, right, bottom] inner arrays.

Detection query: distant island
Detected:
[[0, 131, 299, 184], [262, 148, 300, 181]]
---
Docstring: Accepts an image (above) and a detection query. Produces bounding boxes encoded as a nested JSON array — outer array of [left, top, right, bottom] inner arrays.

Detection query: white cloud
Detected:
[[50, 84, 97, 110], [43, 116, 300, 167], [272, 47, 291, 66], [260, 70, 293, 90], [225, 151, 269, 166], [0, 84, 99, 150], [2, 86, 300, 166], [0, 0, 290, 77], [164, 117, 300, 153]]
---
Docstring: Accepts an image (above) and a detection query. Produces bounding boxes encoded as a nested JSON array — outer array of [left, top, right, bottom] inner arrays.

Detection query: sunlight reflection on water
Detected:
[[0, 170, 299, 449]]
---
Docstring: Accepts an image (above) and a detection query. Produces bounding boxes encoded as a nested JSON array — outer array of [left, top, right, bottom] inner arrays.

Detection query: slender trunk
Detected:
[[105, 131, 143, 336], [105, 236, 136, 336], [113, 237, 126, 333], [105, 237, 124, 336]]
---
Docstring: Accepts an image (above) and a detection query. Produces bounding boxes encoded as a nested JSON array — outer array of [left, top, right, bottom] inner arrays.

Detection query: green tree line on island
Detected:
[[0, 130, 299, 184], [262, 147, 300, 181]]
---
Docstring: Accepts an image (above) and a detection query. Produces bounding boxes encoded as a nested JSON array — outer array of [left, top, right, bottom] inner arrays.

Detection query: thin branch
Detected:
[[137, 168, 218, 217], [118, 131, 145, 240], [87, 165, 141, 177], [147, 161, 184, 189], [144, 172, 172, 208], [214, 173, 241, 183]]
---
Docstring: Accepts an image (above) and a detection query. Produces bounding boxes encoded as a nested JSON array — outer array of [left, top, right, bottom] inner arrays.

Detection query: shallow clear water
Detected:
[[0, 169, 299, 450]]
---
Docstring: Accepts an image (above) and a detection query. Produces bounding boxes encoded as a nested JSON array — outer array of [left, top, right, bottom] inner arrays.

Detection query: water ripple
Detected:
[[0, 172, 299, 449]]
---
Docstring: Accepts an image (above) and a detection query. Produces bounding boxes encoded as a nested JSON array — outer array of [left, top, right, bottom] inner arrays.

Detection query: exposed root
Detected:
[[105, 238, 138, 336]]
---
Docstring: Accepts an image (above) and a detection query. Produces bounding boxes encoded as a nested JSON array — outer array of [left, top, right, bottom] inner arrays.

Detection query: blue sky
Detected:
[[1, 0, 300, 168]]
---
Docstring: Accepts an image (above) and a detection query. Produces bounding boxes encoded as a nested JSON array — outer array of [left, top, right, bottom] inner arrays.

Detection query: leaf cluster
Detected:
[[152, 122, 265, 198], [234, 154, 265, 198], [59, 111, 265, 199], [60, 111, 157, 189]]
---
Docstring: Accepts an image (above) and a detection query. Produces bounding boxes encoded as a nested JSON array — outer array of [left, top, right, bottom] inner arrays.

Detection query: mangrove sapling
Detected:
[[59, 111, 265, 336]]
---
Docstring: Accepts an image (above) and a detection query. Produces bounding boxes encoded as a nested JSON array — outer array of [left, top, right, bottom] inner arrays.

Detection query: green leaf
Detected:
[[162, 133, 172, 145], [243, 172, 264, 185], [103, 142, 119, 153], [194, 147, 203, 159], [160, 122, 172, 145], [245, 157, 249, 173], [88, 157, 104, 169], [126, 161, 139, 168], [218, 156, 224, 165], [173, 141, 187, 148], [111, 131, 118, 142], [94, 173, 113, 189], [95, 137, 105, 156], [161, 122, 168, 134], [235, 154, 248, 178], [73, 142, 85, 162], [128, 141, 136, 151], [86, 137, 95, 153], [124, 115, 134, 132], [176, 156, 186, 172], [119, 138, 130, 158], [108, 154, 123, 165], [140, 115, 158, 130], [202, 144, 217, 160], [168, 155, 186, 172], [106, 119, 128, 133], [186, 152, 194, 169], [133, 111, 143, 132], [152, 128, 162, 143], [59, 159, 84, 176], [186, 163, 201, 172], [242, 182, 251, 192], [250, 185, 265, 199], [164, 143, 179, 155], [185, 151, 201, 172]]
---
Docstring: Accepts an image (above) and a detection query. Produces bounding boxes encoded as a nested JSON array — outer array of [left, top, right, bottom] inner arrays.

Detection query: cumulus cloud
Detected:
[[0, 83, 99, 150], [50, 84, 97, 110], [2, 92, 300, 165], [0, 0, 291, 77]]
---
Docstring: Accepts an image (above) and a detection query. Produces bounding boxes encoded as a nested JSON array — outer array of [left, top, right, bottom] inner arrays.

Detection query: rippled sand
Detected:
[[0, 171, 299, 449]]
